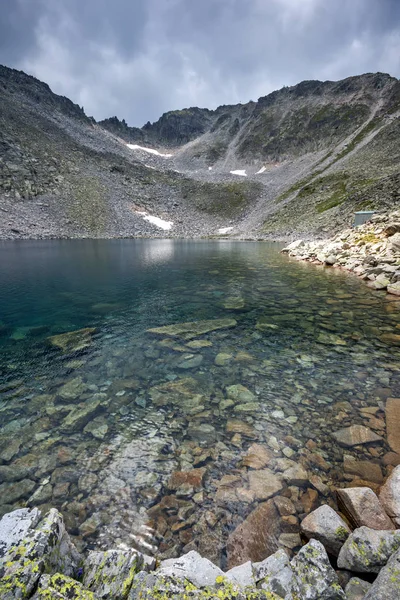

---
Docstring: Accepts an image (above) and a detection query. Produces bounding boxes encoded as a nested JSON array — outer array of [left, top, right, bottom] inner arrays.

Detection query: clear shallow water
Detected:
[[0, 239, 399, 563]]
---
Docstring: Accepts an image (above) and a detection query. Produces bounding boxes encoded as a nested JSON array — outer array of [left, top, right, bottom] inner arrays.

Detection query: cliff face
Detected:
[[0, 65, 399, 239]]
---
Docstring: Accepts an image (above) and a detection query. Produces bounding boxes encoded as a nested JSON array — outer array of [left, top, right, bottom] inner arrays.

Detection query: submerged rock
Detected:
[[47, 327, 96, 353], [332, 425, 382, 447], [248, 469, 284, 500], [146, 318, 237, 340]]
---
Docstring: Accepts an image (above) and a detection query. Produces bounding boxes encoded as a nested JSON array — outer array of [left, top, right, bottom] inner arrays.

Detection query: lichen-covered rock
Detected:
[[156, 550, 223, 588], [0, 508, 81, 599], [224, 560, 255, 588], [290, 539, 345, 599], [345, 577, 371, 600], [83, 548, 144, 599], [254, 549, 294, 598], [0, 508, 41, 557], [379, 465, 400, 526], [337, 487, 395, 530], [31, 573, 95, 599], [300, 505, 351, 557], [363, 547, 400, 599], [337, 526, 400, 573]]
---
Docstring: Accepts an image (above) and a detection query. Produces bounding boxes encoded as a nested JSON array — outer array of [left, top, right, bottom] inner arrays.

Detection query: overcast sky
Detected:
[[1, 0, 400, 126]]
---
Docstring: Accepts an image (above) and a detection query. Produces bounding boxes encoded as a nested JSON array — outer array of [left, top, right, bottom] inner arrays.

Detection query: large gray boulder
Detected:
[[300, 505, 351, 556], [0, 508, 81, 599], [380, 465, 400, 526], [337, 487, 394, 530], [363, 547, 400, 599], [290, 539, 345, 599], [254, 549, 294, 598], [337, 526, 400, 573], [345, 577, 371, 600], [156, 550, 224, 588], [31, 573, 95, 599], [224, 560, 255, 588], [0, 508, 41, 557], [83, 548, 144, 599]]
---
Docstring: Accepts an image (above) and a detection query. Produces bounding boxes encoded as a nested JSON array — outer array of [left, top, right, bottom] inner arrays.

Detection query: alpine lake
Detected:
[[0, 239, 399, 567]]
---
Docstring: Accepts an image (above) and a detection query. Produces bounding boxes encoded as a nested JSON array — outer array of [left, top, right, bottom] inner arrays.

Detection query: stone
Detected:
[[214, 353, 232, 366], [226, 419, 257, 438], [279, 533, 301, 550], [61, 396, 103, 432], [300, 488, 319, 514], [387, 281, 400, 296], [345, 577, 372, 600], [177, 354, 203, 369], [224, 561, 255, 588], [337, 487, 394, 530], [274, 496, 296, 516], [0, 479, 36, 504], [31, 573, 95, 599], [47, 328, 96, 353], [317, 333, 347, 346], [157, 550, 223, 587], [84, 416, 109, 439], [332, 425, 382, 447], [282, 464, 309, 486], [363, 547, 400, 599], [225, 384, 255, 403], [147, 318, 237, 340], [166, 469, 206, 492], [337, 526, 400, 573], [83, 549, 143, 599], [291, 539, 345, 599], [384, 223, 400, 237], [386, 398, 400, 454], [58, 376, 88, 400], [0, 509, 80, 600], [343, 455, 383, 484], [300, 505, 351, 556], [226, 500, 281, 568], [0, 508, 41, 556], [380, 465, 400, 526], [186, 340, 212, 349], [254, 548, 294, 598], [248, 469, 284, 500], [222, 297, 245, 310], [149, 377, 205, 409]]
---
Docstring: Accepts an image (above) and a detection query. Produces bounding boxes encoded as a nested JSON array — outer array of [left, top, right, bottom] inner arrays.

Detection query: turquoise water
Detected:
[[0, 239, 399, 562]]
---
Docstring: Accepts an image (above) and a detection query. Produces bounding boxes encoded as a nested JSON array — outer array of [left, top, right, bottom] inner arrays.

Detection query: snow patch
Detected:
[[136, 211, 173, 230], [218, 227, 234, 234], [127, 144, 172, 158], [256, 166, 267, 174], [230, 169, 247, 177]]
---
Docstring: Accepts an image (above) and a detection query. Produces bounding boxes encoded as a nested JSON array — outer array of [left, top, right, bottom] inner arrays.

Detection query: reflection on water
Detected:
[[0, 239, 399, 564]]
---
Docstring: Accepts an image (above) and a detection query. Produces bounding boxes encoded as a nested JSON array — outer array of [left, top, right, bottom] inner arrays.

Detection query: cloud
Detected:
[[1, 0, 399, 126]]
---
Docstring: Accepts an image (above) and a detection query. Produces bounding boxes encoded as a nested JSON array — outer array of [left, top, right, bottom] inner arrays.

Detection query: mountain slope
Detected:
[[0, 65, 399, 239]]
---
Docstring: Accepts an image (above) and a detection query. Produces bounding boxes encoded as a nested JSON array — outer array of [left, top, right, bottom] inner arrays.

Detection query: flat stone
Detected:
[[0, 508, 41, 557], [300, 505, 351, 556], [186, 340, 212, 349], [379, 465, 400, 526], [332, 425, 382, 447], [0, 479, 36, 504], [337, 487, 395, 530], [177, 354, 203, 369], [279, 533, 301, 550], [223, 297, 245, 310], [157, 550, 223, 587], [61, 396, 103, 432], [58, 376, 89, 400], [337, 526, 400, 573], [242, 443, 273, 469], [226, 384, 255, 403], [291, 539, 345, 600], [248, 469, 284, 500], [47, 327, 96, 353], [224, 561, 255, 588], [226, 500, 281, 568], [166, 469, 206, 492], [282, 464, 309, 486], [147, 318, 237, 340], [214, 353, 232, 366], [234, 402, 259, 413], [386, 397, 400, 454], [149, 377, 205, 409], [83, 549, 143, 599], [345, 577, 371, 600], [387, 281, 400, 296], [363, 547, 400, 599], [343, 455, 383, 484], [226, 419, 257, 438]]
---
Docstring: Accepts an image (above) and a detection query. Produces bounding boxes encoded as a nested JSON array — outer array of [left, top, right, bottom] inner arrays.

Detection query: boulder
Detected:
[[380, 465, 400, 526], [337, 487, 394, 530], [242, 443, 273, 469], [226, 384, 255, 403], [388, 281, 400, 296], [254, 549, 294, 596], [384, 223, 400, 237], [248, 469, 284, 500], [300, 505, 351, 556], [345, 577, 371, 600], [389, 232, 400, 252], [0, 508, 80, 599], [343, 455, 383, 484], [332, 425, 382, 447], [291, 539, 345, 599], [83, 549, 144, 599], [156, 550, 223, 588], [146, 318, 237, 340], [0, 508, 41, 557], [31, 574, 95, 599], [224, 561, 255, 588], [226, 500, 281, 568], [337, 526, 400, 573], [47, 327, 96, 353], [363, 547, 400, 599], [282, 240, 304, 252], [61, 396, 103, 432], [386, 398, 400, 454]]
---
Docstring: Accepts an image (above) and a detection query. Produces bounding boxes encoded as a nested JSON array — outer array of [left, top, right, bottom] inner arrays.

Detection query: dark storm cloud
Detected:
[[1, 0, 399, 126]]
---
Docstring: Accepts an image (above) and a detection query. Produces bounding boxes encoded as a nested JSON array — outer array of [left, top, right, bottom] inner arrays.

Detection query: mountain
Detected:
[[1, 64, 399, 240]]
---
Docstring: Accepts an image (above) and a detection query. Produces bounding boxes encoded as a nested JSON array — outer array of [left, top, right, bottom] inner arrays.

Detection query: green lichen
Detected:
[[335, 526, 349, 541], [37, 573, 95, 599]]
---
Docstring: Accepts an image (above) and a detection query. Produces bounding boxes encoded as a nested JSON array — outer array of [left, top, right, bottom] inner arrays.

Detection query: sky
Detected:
[[1, 0, 400, 127]]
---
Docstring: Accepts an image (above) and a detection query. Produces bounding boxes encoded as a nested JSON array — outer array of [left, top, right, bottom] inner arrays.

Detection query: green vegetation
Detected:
[[179, 179, 263, 218]]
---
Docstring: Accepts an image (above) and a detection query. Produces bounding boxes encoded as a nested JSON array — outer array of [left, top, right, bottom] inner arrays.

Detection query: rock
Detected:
[[177, 354, 203, 369], [337, 487, 394, 530], [380, 465, 400, 526], [282, 464, 309, 486], [226, 419, 257, 438], [343, 455, 383, 484], [226, 500, 281, 568], [167, 469, 206, 492], [187, 423, 216, 442], [242, 443, 273, 469], [363, 547, 400, 599], [61, 395, 103, 432], [291, 539, 345, 599], [345, 577, 372, 600], [222, 297, 245, 310], [47, 327, 96, 353], [31, 573, 95, 599], [317, 333, 347, 346], [149, 377, 205, 409], [214, 353, 232, 366], [279, 533, 301, 550], [384, 223, 400, 237], [225, 384, 255, 403], [58, 376, 88, 400], [0, 479, 36, 504], [156, 550, 223, 587], [389, 232, 400, 252], [146, 318, 237, 340], [254, 549, 294, 597], [337, 526, 400, 573], [0, 509, 80, 599], [387, 281, 400, 296], [0, 508, 41, 556], [386, 398, 400, 454], [282, 240, 304, 252], [84, 416, 109, 439], [224, 561, 255, 587], [248, 469, 284, 500], [301, 505, 350, 556], [300, 488, 319, 514], [332, 425, 382, 447], [274, 496, 296, 516], [83, 549, 143, 599], [186, 340, 212, 349]]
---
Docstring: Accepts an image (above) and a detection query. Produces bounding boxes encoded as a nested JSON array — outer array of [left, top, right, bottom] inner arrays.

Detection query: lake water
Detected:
[[0, 239, 399, 565]]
